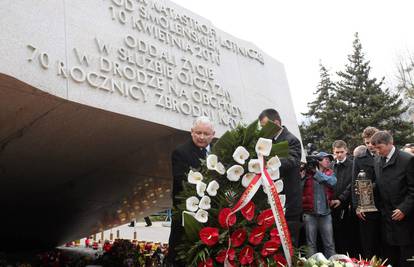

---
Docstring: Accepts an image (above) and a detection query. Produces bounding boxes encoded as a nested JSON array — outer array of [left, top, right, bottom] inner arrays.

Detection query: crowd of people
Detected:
[[167, 110, 414, 267], [299, 127, 414, 267]]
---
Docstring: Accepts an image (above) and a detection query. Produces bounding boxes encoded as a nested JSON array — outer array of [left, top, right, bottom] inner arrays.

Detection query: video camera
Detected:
[[300, 155, 322, 173]]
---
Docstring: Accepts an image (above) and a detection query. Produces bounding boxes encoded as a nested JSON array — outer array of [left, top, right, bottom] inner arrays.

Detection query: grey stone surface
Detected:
[[0, 0, 302, 250]]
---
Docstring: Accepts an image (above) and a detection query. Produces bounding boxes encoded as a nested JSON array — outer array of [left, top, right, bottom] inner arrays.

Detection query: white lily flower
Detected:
[[232, 146, 250, 165], [279, 194, 286, 207], [255, 137, 272, 156], [226, 165, 244, 181], [196, 181, 207, 197], [186, 196, 199, 212], [199, 196, 211, 210], [206, 180, 219, 196], [267, 156, 281, 170], [267, 168, 280, 180], [206, 154, 218, 170], [194, 209, 208, 223], [215, 162, 226, 175], [187, 170, 203, 184], [274, 179, 284, 193], [248, 159, 261, 174], [241, 172, 256, 188]]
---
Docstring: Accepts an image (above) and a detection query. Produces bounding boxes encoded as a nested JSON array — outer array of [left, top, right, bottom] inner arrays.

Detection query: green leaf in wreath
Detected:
[[183, 213, 203, 242], [211, 130, 237, 160], [270, 141, 289, 158], [242, 119, 260, 146], [258, 120, 282, 139]]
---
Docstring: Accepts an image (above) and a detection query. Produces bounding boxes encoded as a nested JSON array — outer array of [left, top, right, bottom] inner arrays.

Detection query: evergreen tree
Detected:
[[301, 33, 414, 152], [300, 63, 337, 151]]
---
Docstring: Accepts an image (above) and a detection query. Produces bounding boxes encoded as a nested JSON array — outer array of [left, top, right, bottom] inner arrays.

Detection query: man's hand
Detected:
[[330, 199, 341, 208], [356, 210, 366, 221], [391, 209, 405, 221]]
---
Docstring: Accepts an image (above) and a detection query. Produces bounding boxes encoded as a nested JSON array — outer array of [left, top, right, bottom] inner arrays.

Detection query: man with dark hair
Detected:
[[331, 140, 358, 256], [372, 131, 414, 267], [259, 108, 303, 247], [352, 126, 382, 259], [168, 116, 215, 266]]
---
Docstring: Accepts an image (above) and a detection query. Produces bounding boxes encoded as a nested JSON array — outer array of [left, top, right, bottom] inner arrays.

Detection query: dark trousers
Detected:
[[167, 211, 185, 267], [382, 243, 414, 267], [332, 207, 360, 257], [358, 211, 382, 259], [144, 216, 152, 226], [286, 214, 302, 248]]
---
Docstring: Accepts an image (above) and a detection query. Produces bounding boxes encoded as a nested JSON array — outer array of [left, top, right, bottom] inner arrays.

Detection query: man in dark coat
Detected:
[[352, 126, 382, 259], [331, 140, 359, 256], [167, 116, 215, 266], [259, 108, 303, 247], [372, 131, 414, 267]]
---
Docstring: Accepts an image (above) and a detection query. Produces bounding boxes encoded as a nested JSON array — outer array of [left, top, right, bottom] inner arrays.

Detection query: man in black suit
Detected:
[[352, 126, 382, 259], [259, 108, 303, 247], [372, 131, 414, 267], [331, 140, 359, 256], [167, 116, 215, 266]]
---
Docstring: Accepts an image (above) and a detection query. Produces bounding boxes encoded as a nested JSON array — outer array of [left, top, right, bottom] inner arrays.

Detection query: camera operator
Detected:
[[302, 152, 337, 257]]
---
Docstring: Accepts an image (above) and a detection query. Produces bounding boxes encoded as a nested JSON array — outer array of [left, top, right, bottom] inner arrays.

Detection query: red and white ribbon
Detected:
[[224, 155, 293, 266]]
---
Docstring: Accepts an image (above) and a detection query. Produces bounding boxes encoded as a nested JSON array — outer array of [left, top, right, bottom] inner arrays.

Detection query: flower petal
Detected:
[[215, 162, 226, 175], [248, 159, 261, 174], [242, 172, 257, 188], [255, 138, 272, 156], [267, 156, 281, 170], [226, 165, 244, 181], [188, 170, 203, 184], [232, 146, 250, 165], [218, 208, 237, 228], [196, 181, 207, 197], [186, 196, 199, 212], [274, 179, 284, 193], [199, 227, 218, 246], [267, 168, 280, 180], [199, 195, 211, 210], [206, 180, 219, 196], [195, 209, 209, 223], [206, 154, 218, 170]]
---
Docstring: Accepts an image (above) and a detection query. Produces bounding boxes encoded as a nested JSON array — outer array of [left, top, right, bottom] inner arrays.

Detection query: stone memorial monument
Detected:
[[0, 0, 300, 250]]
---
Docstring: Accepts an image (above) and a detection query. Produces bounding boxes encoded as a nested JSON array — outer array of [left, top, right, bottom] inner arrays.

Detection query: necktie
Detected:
[[201, 148, 207, 159], [381, 156, 386, 167]]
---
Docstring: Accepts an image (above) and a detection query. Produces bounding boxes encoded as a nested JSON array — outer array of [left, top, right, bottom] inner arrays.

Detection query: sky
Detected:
[[171, 0, 414, 123]]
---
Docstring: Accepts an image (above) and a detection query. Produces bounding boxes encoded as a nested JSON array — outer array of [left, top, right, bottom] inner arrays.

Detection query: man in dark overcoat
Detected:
[[352, 126, 382, 259], [372, 131, 414, 267], [259, 108, 303, 247], [167, 116, 215, 266]]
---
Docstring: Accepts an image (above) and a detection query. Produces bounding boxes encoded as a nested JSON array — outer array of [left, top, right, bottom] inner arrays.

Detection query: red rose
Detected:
[[257, 209, 275, 228], [241, 201, 256, 221], [230, 228, 247, 247], [270, 228, 281, 245], [239, 245, 254, 265], [218, 208, 237, 228], [215, 248, 235, 263], [199, 227, 219, 246], [261, 240, 280, 257], [273, 253, 287, 266], [198, 258, 213, 267], [248, 225, 266, 246]]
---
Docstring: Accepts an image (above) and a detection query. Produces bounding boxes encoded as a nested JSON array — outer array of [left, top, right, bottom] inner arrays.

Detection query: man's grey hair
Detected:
[[353, 145, 367, 157], [192, 116, 214, 129], [371, 131, 393, 145]]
